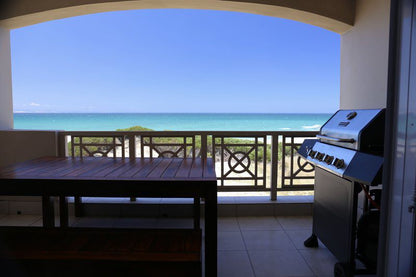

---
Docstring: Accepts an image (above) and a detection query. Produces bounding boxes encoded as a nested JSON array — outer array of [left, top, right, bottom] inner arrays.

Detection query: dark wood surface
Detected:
[[0, 157, 216, 181], [0, 227, 202, 277], [0, 157, 217, 277], [0, 157, 217, 197]]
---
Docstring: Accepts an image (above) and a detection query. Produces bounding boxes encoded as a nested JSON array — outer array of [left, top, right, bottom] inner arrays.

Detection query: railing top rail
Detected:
[[58, 130, 319, 136]]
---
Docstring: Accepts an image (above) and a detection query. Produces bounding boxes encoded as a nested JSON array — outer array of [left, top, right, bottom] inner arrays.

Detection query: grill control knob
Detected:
[[316, 152, 325, 161], [333, 158, 345, 169], [308, 150, 317, 158], [324, 155, 334, 165]]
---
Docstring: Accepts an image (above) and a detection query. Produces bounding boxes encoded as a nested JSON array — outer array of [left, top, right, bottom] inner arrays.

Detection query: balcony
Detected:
[[0, 130, 319, 214], [0, 129, 339, 277], [51, 130, 317, 217]]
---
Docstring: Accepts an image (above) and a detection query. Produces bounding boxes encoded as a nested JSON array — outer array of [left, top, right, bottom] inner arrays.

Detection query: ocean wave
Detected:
[[280, 127, 291, 130], [302, 124, 321, 129]]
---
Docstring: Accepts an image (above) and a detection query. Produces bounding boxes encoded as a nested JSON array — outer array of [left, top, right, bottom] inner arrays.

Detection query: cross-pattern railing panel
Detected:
[[212, 134, 267, 191], [280, 133, 316, 190], [140, 135, 196, 158], [70, 135, 126, 158]]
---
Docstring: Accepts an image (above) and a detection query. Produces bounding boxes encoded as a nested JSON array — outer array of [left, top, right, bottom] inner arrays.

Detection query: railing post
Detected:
[[128, 134, 136, 159], [270, 133, 278, 201], [128, 134, 137, 201], [57, 132, 68, 157], [200, 133, 208, 160]]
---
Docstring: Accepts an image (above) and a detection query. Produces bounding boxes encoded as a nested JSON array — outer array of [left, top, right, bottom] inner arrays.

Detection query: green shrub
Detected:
[[116, 126, 153, 131]]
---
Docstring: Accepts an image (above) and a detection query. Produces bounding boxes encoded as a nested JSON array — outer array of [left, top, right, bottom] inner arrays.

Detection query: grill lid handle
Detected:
[[316, 134, 356, 143]]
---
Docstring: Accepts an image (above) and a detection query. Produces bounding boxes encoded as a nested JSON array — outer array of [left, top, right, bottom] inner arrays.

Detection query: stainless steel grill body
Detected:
[[299, 109, 385, 276]]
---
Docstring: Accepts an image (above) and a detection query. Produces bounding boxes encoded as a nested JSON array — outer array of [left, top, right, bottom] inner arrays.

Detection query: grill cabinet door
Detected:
[[313, 167, 358, 265]]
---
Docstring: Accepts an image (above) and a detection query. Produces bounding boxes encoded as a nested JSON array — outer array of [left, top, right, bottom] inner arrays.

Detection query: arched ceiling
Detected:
[[0, 0, 354, 33]]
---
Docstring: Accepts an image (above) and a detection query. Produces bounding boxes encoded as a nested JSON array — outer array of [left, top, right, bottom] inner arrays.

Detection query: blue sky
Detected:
[[11, 9, 340, 113]]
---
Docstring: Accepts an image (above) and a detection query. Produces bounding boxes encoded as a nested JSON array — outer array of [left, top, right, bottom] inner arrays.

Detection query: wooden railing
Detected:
[[57, 131, 318, 200]]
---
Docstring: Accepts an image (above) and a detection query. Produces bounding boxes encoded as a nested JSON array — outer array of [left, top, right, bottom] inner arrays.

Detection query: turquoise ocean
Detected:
[[13, 113, 332, 131]]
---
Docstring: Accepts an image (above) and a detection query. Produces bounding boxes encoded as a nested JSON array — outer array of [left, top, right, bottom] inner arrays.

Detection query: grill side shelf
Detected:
[[343, 152, 383, 185]]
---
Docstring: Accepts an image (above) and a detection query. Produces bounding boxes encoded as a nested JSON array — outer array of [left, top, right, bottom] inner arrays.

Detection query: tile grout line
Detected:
[[276, 216, 318, 277], [237, 217, 258, 277], [29, 216, 43, 227], [28, 215, 41, 227]]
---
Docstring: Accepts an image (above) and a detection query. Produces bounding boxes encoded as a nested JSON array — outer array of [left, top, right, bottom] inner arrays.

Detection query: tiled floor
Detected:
[[0, 214, 338, 277]]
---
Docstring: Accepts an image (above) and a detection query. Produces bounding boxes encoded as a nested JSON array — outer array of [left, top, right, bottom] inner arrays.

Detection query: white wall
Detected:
[[0, 27, 13, 129], [0, 130, 59, 214], [340, 0, 391, 109], [0, 130, 59, 167]]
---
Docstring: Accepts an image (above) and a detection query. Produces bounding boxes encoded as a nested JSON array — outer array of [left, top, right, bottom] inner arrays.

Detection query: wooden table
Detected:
[[0, 156, 218, 277]]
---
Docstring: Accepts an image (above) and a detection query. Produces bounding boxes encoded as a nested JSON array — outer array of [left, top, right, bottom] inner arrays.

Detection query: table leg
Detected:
[[205, 187, 217, 277], [59, 196, 69, 228], [42, 196, 55, 228]]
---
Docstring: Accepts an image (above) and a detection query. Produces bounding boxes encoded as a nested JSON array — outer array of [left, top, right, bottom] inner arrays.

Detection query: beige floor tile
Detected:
[[238, 216, 282, 231], [218, 231, 246, 251], [277, 216, 313, 230], [218, 217, 240, 232], [0, 215, 41, 226], [242, 230, 296, 251], [218, 251, 255, 277], [299, 248, 338, 277], [249, 249, 314, 277]]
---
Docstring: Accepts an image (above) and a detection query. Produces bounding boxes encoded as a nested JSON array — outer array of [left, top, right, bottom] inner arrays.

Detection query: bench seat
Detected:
[[0, 227, 202, 277]]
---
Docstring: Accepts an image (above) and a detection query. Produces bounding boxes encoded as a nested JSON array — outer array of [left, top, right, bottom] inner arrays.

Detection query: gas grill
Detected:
[[298, 109, 385, 277]]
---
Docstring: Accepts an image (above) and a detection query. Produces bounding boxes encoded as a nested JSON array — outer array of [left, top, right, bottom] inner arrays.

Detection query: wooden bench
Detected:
[[0, 227, 202, 277]]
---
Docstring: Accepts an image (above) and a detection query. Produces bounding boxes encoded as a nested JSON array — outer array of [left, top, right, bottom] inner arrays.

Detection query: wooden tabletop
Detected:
[[0, 157, 216, 181]]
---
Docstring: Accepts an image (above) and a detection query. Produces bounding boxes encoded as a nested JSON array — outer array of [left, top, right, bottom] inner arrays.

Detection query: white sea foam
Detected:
[[302, 124, 321, 129], [280, 127, 291, 130]]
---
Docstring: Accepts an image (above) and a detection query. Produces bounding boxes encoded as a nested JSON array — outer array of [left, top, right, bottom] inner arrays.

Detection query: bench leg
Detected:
[[193, 197, 200, 230], [205, 190, 217, 277], [42, 196, 55, 228], [60, 196, 69, 228], [74, 196, 83, 217]]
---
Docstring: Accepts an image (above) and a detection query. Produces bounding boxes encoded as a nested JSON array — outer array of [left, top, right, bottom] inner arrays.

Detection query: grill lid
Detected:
[[319, 109, 385, 153]]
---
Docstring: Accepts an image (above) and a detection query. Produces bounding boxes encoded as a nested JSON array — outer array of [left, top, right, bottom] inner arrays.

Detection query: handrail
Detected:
[[58, 130, 316, 136]]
